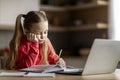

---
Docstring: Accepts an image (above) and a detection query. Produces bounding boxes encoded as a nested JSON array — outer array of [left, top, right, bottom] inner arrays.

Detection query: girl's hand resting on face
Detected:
[[26, 33, 39, 42], [56, 58, 66, 69]]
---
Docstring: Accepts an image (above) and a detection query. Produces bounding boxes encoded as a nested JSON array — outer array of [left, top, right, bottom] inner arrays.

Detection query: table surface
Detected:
[[0, 69, 120, 80]]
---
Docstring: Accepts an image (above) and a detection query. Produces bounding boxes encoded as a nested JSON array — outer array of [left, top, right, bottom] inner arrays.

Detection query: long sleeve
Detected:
[[16, 37, 40, 69], [15, 37, 59, 69], [47, 38, 59, 64]]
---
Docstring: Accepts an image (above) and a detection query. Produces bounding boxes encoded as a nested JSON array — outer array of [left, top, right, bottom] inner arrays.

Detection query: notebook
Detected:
[[0, 72, 55, 77], [20, 65, 63, 73]]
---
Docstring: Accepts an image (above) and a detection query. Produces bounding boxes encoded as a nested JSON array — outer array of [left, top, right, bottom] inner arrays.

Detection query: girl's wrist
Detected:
[[30, 41, 39, 48]]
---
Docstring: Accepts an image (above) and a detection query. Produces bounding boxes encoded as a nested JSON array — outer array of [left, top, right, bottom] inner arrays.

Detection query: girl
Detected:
[[6, 11, 65, 69]]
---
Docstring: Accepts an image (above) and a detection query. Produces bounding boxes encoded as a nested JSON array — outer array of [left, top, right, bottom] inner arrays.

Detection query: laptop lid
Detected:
[[82, 39, 120, 75]]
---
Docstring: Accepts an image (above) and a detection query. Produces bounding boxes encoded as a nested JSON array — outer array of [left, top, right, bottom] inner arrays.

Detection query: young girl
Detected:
[[6, 11, 65, 69]]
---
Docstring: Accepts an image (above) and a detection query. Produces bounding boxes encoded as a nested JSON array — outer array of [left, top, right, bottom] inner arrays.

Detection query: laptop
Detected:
[[57, 39, 120, 75]]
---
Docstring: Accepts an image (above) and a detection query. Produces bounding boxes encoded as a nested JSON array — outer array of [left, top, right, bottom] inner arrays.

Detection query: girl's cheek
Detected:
[[42, 34, 47, 38], [36, 34, 48, 40], [45, 34, 48, 37]]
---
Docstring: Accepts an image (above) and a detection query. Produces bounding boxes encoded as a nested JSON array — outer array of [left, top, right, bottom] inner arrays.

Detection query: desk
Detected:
[[0, 69, 120, 80]]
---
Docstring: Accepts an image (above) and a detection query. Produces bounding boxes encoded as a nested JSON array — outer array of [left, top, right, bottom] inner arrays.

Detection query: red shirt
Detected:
[[15, 36, 58, 69]]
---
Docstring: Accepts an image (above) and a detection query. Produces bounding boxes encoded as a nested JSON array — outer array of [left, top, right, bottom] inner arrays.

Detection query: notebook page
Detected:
[[0, 72, 26, 77], [20, 65, 56, 72], [43, 65, 64, 73], [24, 72, 55, 77]]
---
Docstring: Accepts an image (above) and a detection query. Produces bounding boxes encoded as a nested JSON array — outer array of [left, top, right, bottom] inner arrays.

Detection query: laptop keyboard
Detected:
[[56, 66, 83, 75]]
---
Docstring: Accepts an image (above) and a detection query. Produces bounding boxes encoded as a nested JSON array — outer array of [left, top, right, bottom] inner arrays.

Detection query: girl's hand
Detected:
[[56, 58, 66, 69], [36, 34, 46, 43], [26, 33, 39, 42]]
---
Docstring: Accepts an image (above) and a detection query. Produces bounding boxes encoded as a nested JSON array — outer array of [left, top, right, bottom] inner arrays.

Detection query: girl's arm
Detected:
[[47, 38, 66, 67], [16, 41, 40, 69], [47, 38, 59, 64]]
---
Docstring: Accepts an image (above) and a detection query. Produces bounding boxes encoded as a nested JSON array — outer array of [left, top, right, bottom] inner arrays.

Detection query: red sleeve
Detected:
[[47, 38, 59, 64], [16, 40, 40, 69]]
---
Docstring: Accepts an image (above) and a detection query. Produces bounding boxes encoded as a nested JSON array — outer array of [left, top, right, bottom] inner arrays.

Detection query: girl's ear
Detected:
[[40, 11, 46, 16]]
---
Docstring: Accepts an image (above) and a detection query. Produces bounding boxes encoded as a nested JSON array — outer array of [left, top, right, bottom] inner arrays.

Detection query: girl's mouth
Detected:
[[39, 40, 45, 43]]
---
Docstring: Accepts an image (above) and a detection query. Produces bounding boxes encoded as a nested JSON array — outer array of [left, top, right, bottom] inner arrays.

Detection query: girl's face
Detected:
[[29, 21, 48, 43]]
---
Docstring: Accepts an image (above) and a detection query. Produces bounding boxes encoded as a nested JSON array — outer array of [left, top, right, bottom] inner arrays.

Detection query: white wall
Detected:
[[109, 0, 120, 40], [0, 0, 39, 48], [0, 0, 39, 24]]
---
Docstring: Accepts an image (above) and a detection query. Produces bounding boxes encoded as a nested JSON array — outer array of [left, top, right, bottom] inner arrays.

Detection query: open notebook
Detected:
[[19, 64, 81, 74], [19, 65, 64, 73]]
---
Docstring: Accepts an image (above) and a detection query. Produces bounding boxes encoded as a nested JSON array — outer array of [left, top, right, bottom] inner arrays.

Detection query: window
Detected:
[[109, 0, 120, 40]]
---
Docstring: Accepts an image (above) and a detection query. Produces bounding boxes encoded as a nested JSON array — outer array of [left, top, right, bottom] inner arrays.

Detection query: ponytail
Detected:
[[6, 14, 24, 69]]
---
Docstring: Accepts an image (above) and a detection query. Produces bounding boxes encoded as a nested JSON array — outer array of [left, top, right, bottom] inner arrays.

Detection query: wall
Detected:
[[0, 30, 13, 48], [0, 0, 39, 48], [0, 0, 39, 24]]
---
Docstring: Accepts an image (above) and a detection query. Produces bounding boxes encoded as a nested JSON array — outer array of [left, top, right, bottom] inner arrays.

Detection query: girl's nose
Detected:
[[41, 34, 44, 39]]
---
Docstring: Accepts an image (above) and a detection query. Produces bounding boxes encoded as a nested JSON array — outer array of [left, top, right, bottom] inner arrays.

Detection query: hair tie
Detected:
[[39, 11, 46, 16], [22, 15, 26, 18]]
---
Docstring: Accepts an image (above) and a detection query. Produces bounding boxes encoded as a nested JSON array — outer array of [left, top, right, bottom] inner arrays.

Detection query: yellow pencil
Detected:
[[58, 49, 63, 59]]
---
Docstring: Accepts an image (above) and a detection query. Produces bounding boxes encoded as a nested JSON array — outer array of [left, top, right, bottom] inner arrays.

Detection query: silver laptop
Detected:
[[58, 39, 120, 75]]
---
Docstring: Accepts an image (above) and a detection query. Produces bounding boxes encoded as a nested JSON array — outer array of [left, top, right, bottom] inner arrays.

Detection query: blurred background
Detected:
[[1, 0, 118, 68]]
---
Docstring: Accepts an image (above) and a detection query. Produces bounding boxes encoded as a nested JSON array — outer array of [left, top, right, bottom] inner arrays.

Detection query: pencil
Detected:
[[58, 49, 63, 59]]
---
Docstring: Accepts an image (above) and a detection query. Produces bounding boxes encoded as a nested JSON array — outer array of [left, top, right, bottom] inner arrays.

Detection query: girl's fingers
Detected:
[[27, 33, 31, 40], [29, 33, 32, 40], [36, 34, 41, 41], [31, 33, 34, 40], [32, 33, 39, 42], [34, 34, 39, 42], [32, 33, 35, 40], [56, 58, 66, 67], [26, 33, 39, 42]]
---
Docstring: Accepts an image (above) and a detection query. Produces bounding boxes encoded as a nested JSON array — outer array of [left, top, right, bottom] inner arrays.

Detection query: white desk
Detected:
[[0, 69, 120, 80]]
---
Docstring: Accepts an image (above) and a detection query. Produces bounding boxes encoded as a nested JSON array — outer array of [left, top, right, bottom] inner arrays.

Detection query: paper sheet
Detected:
[[20, 65, 56, 72], [24, 72, 55, 77], [0, 72, 55, 77], [0, 72, 26, 77], [20, 65, 63, 73]]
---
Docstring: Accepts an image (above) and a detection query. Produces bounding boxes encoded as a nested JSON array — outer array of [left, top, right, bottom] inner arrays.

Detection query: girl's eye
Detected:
[[44, 31, 47, 34]]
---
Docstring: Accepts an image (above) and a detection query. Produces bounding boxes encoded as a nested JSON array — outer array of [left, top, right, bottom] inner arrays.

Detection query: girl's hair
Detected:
[[6, 11, 48, 69]]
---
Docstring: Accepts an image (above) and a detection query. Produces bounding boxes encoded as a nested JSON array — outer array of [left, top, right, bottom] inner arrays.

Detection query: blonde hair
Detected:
[[6, 11, 48, 69]]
